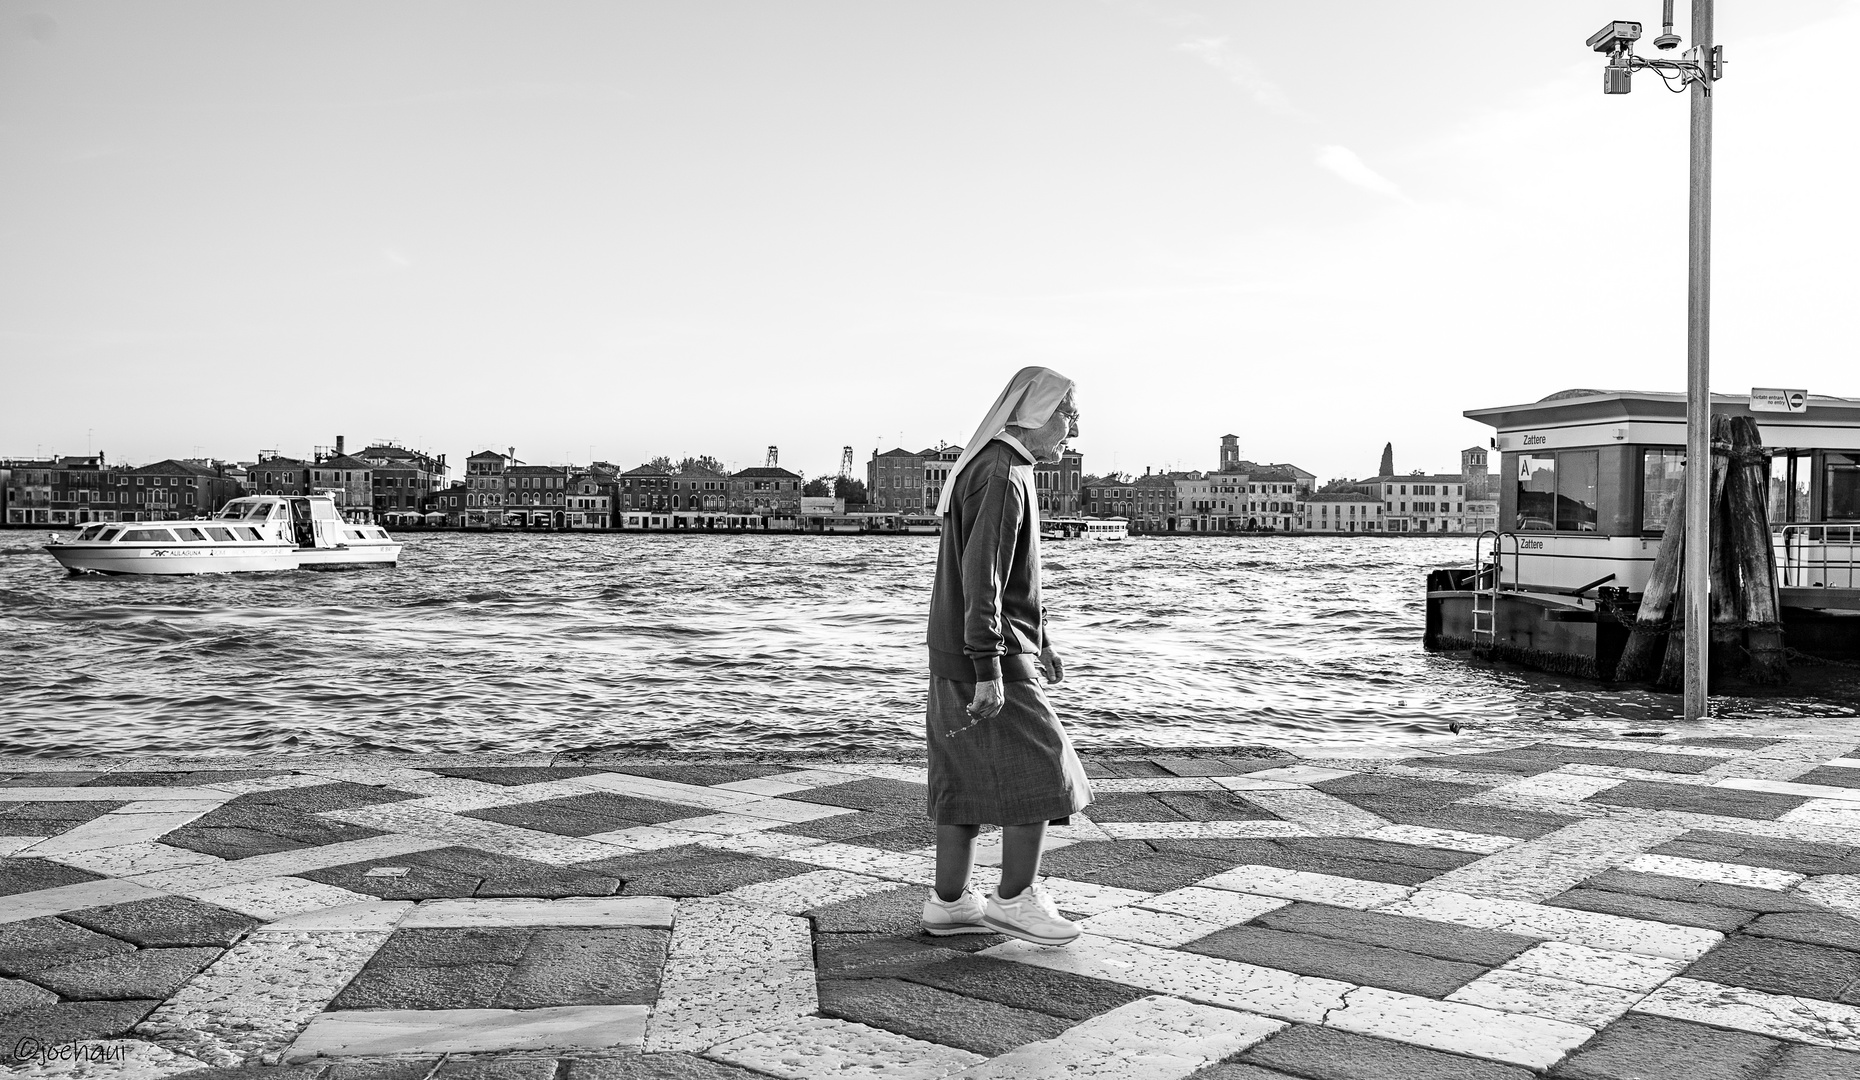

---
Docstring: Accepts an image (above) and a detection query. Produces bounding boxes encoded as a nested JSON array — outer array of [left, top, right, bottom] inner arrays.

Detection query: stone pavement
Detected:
[[2, 723, 1858, 1079]]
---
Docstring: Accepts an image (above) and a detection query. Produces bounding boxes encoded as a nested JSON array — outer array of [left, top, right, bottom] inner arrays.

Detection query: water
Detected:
[[3, 533, 1856, 757]]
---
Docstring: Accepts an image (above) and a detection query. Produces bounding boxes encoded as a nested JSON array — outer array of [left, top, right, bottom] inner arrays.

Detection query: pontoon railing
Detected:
[[1775, 524, 1860, 590]]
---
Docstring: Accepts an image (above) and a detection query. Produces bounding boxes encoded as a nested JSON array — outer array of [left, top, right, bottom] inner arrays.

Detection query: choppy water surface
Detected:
[[3, 533, 1856, 756]]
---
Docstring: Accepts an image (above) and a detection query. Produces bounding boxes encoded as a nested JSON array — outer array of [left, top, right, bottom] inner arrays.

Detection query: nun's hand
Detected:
[[1040, 646, 1064, 685], [968, 679, 1005, 720]]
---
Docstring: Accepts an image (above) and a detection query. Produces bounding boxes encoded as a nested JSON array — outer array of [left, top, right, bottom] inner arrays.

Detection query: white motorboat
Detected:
[[46, 495, 402, 575], [1082, 516, 1129, 541]]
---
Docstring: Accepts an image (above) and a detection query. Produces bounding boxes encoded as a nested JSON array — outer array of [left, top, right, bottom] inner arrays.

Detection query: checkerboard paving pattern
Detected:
[[1, 732, 1858, 1078]]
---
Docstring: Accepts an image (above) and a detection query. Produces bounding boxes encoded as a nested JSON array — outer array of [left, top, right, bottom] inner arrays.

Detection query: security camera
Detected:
[[1586, 20, 1642, 54]]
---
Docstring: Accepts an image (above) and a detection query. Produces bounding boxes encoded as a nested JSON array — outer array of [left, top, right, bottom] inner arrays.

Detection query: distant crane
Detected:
[[838, 446, 853, 480]]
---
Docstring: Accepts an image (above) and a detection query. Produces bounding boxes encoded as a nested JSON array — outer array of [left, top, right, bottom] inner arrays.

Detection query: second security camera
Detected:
[[1586, 20, 1642, 54]]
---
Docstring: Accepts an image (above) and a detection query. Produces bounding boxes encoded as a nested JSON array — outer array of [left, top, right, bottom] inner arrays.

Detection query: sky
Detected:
[[3, 1, 1857, 482]]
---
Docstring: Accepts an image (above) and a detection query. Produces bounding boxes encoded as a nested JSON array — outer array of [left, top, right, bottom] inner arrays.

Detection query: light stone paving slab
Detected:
[[364, 775, 510, 802], [1361, 824, 1520, 855], [130, 834, 447, 893], [718, 768, 867, 793], [1076, 905, 1227, 948], [722, 869, 900, 914], [1469, 772, 1624, 805], [1830, 757, 1860, 769], [287, 1004, 649, 1059], [399, 896, 676, 928], [716, 796, 863, 824], [659, 812, 789, 836], [299, 764, 441, 788], [951, 994, 1286, 1079], [1232, 789, 1388, 833], [826, 763, 930, 785], [1779, 800, 1860, 830], [47, 841, 224, 879], [1423, 818, 1688, 903], [187, 876, 379, 920], [644, 898, 816, 1053], [1653, 808, 1860, 849], [1036, 877, 1155, 916], [9, 1038, 210, 1079], [581, 825, 717, 852], [1620, 853, 1806, 891], [1378, 889, 1723, 961], [697, 831, 831, 858], [1544, 737, 1741, 758], [1095, 821, 1316, 841], [1047, 813, 1113, 843], [1635, 977, 1860, 1050], [318, 803, 628, 865], [708, 1015, 984, 1080], [1501, 940, 1689, 993], [1200, 865, 1415, 910], [0, 877, 170, 924], [971, 833, 1077, 867], [1358, 764, 1507, 786], [786, 842, 937, 884], [1560, 764, 1718, 787], [197, 772, 331, 796], [1134, 886, 1290, 927], [1717, 776, 1860, 803], [1447, 968, 1647, 1028], [1701, 739, 1858, 781], [0, 836, 46, 856], [137, 930, 390, 1068], [985, 934, 1353, 1023], [1240, 765, 1357, 785], [251, 901, 414, 933], [0, 786, 231, 802], [572, 771, 763, 809], [1797, 875, 1860, 918], [1326, 984, 1594, 1068], [1087, 777, 1224, 793], [1208, 776, 1303, 792], [703, 777, 810, 796]]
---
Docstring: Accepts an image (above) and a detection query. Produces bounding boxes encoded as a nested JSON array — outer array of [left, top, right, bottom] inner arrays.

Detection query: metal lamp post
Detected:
[[1588, 1, 1724, 721]]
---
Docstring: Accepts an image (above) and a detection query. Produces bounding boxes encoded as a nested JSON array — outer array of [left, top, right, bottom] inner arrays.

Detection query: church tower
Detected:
[[1462, 446, 1489, 500], [1219, 435, 1240, 473]]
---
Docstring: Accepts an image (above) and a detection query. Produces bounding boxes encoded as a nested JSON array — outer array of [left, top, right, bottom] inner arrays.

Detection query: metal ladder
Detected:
[[1469, 531, 1515, 654]]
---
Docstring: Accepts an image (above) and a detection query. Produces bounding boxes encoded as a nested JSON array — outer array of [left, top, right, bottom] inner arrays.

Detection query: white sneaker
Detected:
[[982, 882, 1079, 947], [921, 888, 991, 936]]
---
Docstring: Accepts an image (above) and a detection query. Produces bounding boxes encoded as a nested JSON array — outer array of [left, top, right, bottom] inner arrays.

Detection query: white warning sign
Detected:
[[1749, 388, 1808, 413]]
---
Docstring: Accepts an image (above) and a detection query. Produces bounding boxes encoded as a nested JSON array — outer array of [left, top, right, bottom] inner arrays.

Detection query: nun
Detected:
[[919, 365, 1093, 947]]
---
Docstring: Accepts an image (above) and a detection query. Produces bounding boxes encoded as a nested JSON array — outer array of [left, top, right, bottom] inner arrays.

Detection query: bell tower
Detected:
[[1219, 435, 1240, 473]]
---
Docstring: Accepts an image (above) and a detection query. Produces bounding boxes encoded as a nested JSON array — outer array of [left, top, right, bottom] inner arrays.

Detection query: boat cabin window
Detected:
[[1768, 452, 1813, 525], [252, 503, 279, 520], [233, 527, 261, 541], [1642, 449, 1686, 533], [1827, 452, 1860, 521], [98, 527, 123, 542], [75, 525, 106, 541], [174, 527, 207, 542], [121, 528, 176, 543], [207, 527, 235, 542], [219, 504, 247, 520]]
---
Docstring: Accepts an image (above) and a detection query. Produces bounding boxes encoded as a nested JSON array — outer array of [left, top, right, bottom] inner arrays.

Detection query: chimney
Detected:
[[336, 435, 345, 456], [508, 447, 516, 463]]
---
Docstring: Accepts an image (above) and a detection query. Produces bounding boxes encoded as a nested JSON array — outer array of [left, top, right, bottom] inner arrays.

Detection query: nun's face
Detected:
[[1019, 395, 1079, 463]]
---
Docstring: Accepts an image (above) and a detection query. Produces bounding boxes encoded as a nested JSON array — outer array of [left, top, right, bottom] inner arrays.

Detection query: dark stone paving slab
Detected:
[[1077, 791, 1205, 822], [0, 998, 160, 1046], [333, 925, 670, 1010], [1085, 759, 1174, 777], [1154, 790, 1282, 821], [169, 1066, 338, 1080], [1667, 735, 1786, 749], [1795, 764, 1860, 789], [0, 800, 130, 835], [785, 777, 928, 811], [75, 769, 279, 787], [1240, 1024, 1536, 1080], [1145, 838, 1464, 886], [1069, 850, 1241, 893], [1578, 869, 1828, 915], [0, 856, 106, 897], [809, 885, 926, 935], [1312, 774, 1484, 817], [426, 766, 610, 786], [1683, 934, 1860, 1004], [1545, 887, 1756, 933], [1185, 1064, 1304, 1080], [0, 770, 107, 786], [496, 927, 671, 1008], [1745, 911, 1860, 953], [1380, 803, 1582, 840], [1767, 1043, 1860, 1080], [475, 791, 701, 830], [1548, 1013, 1781, 1080], [62, 894, 261, 947], [1586, 780, 1811, 821], [604, 763, 794, 787], [574, 845, 814, 898], [303, 846, 623, 900], [160, 801, 388, 859], [0, 916, 136, 976], [1284, 837, 1484, 873], [1399, 752, 1563, 776], [559, 1052, 774, 1079], [813, 934, 993, 977], [26, 945, 221, 1000], [1184, 924, 1487, 998], [771, 809, 924, 842], [462, 796, 659, 837], [841, 819, 942, 851], [1648, 829, 1860, 877], [1254, 901, 1539, 966], [0, 975, 57, 1017], [1151, 756, 1291, 778], [818, 975, 1071, 1055], [894, 952, 1151, 1021], [237, 781, 420, 813], [1035, 840, 1158, 879], [430, 1059, 558, 1080]]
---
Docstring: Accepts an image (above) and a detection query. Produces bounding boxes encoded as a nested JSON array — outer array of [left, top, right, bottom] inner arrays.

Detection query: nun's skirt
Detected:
[[925, 675, 1093, 825]]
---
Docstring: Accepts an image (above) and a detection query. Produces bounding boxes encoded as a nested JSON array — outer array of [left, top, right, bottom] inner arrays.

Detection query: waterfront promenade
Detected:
[[2, 724, 1857, 1078]]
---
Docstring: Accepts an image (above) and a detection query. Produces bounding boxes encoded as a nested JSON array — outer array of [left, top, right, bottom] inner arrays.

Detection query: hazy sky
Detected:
[[3, 1, 1856, 481]]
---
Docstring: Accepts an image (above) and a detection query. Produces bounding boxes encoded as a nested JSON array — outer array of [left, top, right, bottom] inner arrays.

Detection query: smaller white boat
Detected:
[[1082, 516, 1129, 541], [46, 495, 402, 576]]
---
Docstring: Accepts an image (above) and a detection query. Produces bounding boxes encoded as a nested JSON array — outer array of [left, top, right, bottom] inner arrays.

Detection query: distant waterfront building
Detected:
[[566, 471, 611, 530], [2, 454, 114, 525], [619, 463, 672, 512], [921, 445, 961, 516], [359, 443, 449, 519], [1034, 449, 1083, 518], [1305, 492, 1384, 533], [505, 463, 569, 528], [250, 455, 311, 497], [674, 463, 729, 512], [729, 465, 805, 517], [464, 449, 517, 526], [867, 447, 927, 514], [122, 459, 242, 522], [310, 447, 376, 518]]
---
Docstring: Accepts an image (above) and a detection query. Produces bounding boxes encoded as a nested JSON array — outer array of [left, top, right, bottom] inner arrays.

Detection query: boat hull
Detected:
[[47, 544, 298, 575], [294, 543, 402, 570]]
